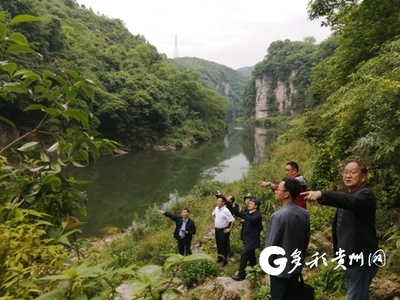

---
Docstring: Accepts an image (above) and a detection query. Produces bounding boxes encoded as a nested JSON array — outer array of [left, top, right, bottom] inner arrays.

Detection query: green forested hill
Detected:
[[169, 57, 249, 120], [0, 0, 229, 148]]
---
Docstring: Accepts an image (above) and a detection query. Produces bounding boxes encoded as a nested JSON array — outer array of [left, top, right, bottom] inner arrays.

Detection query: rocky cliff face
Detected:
[[254, 71, 298, 119], [216, 80, 231, 99]]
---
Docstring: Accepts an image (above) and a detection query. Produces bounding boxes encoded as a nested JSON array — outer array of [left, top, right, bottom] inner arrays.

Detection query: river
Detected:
[[69, 123, 278, 237]]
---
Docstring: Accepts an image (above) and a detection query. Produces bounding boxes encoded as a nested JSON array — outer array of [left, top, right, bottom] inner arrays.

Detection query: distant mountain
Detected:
[[237, 66, 255, 77], [170, 57, 250, 119]]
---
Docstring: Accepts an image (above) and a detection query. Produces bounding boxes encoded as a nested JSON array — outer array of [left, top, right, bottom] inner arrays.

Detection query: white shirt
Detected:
[[212, 205, 235, 229]]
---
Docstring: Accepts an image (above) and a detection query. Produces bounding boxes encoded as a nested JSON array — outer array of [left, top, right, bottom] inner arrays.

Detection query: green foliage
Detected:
[[0, 203, 68, 299], [308, 204, 335, 234], [36, 262, 137, 300], [171, 57, 249, 120], [130, 253, 214, 299], [0, 10, 127, 299], [107, 236, 138, 269], [0, 1, 230, 149], [309, 263, 346, 299], [384, 225, 400, 274], [179, 259, 220, 288], [251, 285, 270, 300]]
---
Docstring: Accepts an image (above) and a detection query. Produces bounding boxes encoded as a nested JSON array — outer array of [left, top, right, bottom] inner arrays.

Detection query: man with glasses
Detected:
[[265, 177, 310, 299], [259, 161, 308, 208], [301, 161, 379, 300]]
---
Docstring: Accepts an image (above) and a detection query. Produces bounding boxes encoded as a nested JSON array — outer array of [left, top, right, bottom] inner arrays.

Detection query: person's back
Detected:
[[262, 177, 310, 300], [266, 202, 310, 277]]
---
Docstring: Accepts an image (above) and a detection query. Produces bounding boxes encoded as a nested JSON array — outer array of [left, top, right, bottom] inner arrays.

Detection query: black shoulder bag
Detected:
[[297, 273, 315, 300]]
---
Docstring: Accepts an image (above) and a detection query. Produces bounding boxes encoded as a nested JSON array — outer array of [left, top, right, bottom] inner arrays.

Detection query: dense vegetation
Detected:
[[170, 57, 249, 120], [0, 0, 229, 149]]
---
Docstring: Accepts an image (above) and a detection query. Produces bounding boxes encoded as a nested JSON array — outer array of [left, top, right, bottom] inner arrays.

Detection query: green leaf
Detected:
[[68, 142, 81, 157], [24, 104, 46, 111], [43, 108, 59, 115], [50, 162, 61, 173], [8, 33, 29, 46], [47, 142, 59, 152], [10, 15, 41, 24], [43, 70, 55, 79], [71, 160, 86, 167], [14, 69, 36, 78], [35, 290, 67, 300], [1, 62, 17, 76], [63, 109, 89, 128], [81, 83, 94, 100], [34, 85, 46, 93], [130, 281, 150, 295], [0, 115, 16, 128], [0, 23, 6, 38], [23, 74, 40, 88], [57, 234, 71, 246], [40, 150, 50, 162], [17, 141, 39, 152], [65, 69, 78, 79], [66, 89, 77, 102], [0, 12, 4, 22], [41, 78, 52, 88], [53, 75, 66, 86], [6, 44, 36, 54]]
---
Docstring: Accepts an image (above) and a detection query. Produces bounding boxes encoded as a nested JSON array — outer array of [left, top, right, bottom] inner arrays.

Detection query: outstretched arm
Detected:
[[301, 191, 322, 201]]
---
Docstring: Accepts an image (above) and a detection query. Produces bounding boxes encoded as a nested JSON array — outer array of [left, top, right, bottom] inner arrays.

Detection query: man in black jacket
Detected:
[[231, 198, 263, 281], [158, 208, 196, 256], [302, 161, 379, 300]]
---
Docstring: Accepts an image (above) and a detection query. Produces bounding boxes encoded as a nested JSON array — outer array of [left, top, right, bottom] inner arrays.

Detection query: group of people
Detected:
[[158, 160, 379, 300]]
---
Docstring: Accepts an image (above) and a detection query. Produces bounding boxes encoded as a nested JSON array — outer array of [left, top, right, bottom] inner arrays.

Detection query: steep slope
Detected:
[[170, 57, 249, 120]]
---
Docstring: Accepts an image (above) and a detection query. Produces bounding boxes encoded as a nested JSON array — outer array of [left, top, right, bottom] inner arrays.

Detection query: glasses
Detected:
[[343, 171, 359, 176], [275, 189, 288, 193], [284, 169, 294, 173]]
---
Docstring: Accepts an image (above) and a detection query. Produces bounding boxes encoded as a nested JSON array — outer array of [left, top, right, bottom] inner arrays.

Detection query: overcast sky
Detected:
[[75, 0, 331, 70]]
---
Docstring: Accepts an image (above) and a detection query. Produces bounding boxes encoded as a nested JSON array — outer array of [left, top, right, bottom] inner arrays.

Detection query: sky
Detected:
[[75, 0, 332, 70]]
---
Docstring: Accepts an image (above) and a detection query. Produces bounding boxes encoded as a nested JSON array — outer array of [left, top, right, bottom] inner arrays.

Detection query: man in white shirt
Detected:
[[212, 197, 235, 267]]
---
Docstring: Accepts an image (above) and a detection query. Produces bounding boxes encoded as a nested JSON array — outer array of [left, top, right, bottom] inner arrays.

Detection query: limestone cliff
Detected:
[[255, 71, 298, 119]]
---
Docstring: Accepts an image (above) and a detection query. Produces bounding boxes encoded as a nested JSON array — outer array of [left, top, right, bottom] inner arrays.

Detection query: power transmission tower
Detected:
[[174, 34, 179, 58]]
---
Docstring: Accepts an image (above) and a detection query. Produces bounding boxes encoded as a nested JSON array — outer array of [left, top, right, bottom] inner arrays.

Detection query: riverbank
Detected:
[[87, 132, 400, 299]]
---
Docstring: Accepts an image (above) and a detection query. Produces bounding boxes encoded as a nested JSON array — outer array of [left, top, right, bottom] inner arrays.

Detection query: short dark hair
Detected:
[[345, 160, 367, 174], [182, 208, 190, 213], [249, 198, 260, 209], [230, 195, 235, 203], [286, 161, 299, 172], [282, 177, 301, 200]]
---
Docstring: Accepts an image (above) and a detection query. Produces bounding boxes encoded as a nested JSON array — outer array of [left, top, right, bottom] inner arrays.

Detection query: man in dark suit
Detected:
[[264, 178, 310, 299], [302, 161, 379, 300], [231, 198, 263, 281], [158, 208, 196, 256]]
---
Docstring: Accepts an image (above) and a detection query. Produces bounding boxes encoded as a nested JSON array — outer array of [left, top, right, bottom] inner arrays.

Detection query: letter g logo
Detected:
[[259, 246, 287, 276]]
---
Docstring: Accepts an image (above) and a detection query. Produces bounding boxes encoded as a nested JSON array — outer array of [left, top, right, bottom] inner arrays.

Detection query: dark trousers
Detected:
[[177, 238, 192, 256], [345, 266, 378, 300], [238, 247, 256, 276], [215, 228, 230, 262], [270, 274, 300, 300]]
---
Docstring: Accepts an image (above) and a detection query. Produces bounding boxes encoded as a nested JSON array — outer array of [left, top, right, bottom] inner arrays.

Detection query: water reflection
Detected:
[[69, 123, 279, 237]]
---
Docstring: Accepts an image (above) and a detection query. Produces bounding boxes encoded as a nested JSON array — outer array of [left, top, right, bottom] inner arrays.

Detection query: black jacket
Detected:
[[234, 209, 263, 249], [319, 187, 378, 268], [164, 212, 196, 242]]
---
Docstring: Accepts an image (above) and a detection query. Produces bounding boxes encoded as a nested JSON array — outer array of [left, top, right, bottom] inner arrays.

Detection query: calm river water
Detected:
[[69, 123, 278, 237]]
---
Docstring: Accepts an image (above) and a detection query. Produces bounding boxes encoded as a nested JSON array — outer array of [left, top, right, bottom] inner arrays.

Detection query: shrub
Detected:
[[309, 263, 346, 299], [179, 259, 219, 288]]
